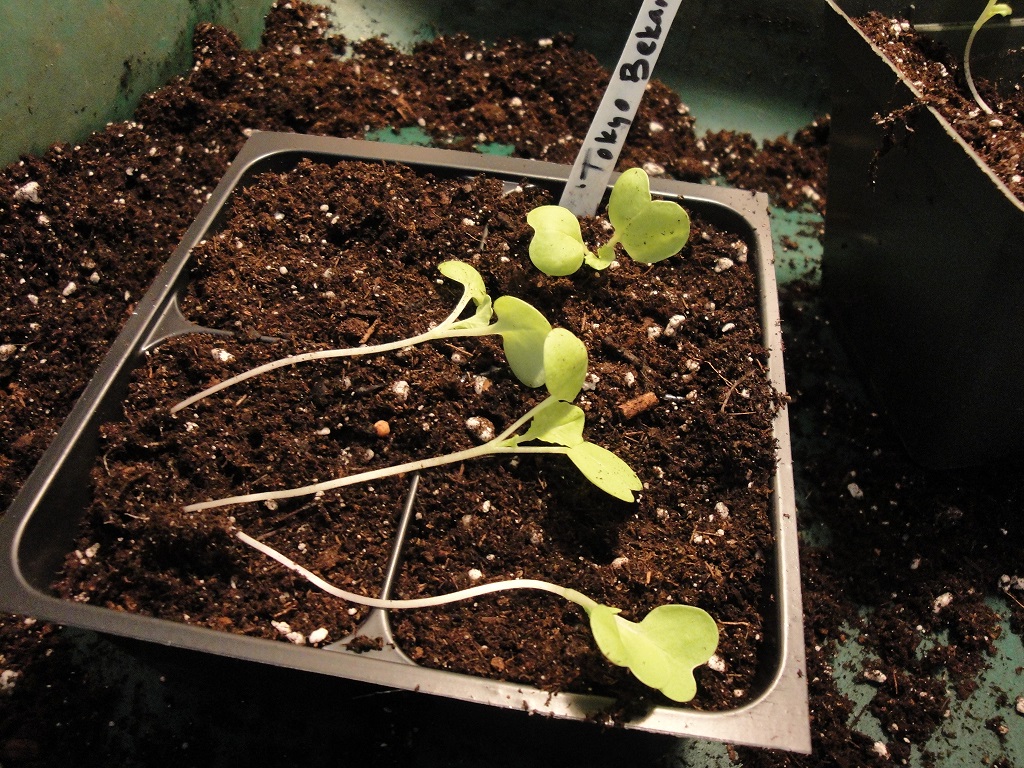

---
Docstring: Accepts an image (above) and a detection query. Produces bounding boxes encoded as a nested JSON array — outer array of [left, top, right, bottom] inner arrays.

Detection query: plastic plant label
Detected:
[[559, 0, 683, 216]]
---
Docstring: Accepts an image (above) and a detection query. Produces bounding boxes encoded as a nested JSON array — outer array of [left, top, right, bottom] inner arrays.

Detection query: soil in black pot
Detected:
[[856, 11, 1024, 202]]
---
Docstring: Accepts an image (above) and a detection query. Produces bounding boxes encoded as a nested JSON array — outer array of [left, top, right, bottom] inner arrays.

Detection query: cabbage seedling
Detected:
[[183, 327, 642, 512], [964, 1, 1013, 114], [171, 261, 551, 413], [528, 167, 690, 276], [236, 529, 719, 702]]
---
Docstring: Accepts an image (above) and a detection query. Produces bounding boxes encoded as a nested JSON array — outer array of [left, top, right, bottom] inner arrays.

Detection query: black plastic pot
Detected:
[[823, 1, 1024, 468], [0, 133, 809, 753]]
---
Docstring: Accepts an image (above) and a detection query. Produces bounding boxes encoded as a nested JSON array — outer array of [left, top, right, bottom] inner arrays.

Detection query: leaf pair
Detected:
[[583, 600, 720, 702], [527, 168, 691, 276]]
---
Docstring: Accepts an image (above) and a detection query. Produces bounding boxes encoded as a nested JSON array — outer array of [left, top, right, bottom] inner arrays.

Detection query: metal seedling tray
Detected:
[[0, 132, 809, 753]]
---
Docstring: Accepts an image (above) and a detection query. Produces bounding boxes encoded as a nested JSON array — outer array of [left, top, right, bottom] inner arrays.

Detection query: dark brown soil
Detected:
[[54, 153, 779, 708], [5, 1, 1023, 767]]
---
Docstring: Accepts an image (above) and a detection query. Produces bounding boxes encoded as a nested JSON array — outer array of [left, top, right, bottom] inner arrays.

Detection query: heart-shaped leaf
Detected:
[[607, 168, 690, 264], [586, 603, 719, 702], [527, 205, 593, 276], [566, 442, 642, 502]]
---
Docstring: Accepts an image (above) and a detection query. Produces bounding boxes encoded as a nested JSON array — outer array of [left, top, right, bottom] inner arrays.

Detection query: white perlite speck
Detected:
[[713, 257, 734, 273], [863, 669, 887, 684], [0, 669, 19, 693], [271, 620, 292, 635], [706, 654, 726, 673], [465, 416, 495, 442], [0, 344, 16, 361], [663, 314, 686, 337], [62, 282, 77, 297], [847, 482, 864, 499], [1015, 695, 1024, 715], [468, 568, 483, 581], [391, 380, 410, 402], [472, 375, 491, 395], [13, 181, 41, 203], [307, 627, 329, 644], [932, 592, 954, 614], [211, 348, 235, 363]]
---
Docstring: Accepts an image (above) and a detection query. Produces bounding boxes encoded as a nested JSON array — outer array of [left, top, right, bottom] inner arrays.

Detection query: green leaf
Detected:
[[543, 328, 587, 402], [490, 295, 552, 388], [586, 603, 719, 702], [566, 442, 643, 502], [618, 200, 691, 264], [608, 168, 651, 230], [438, 260, 493, 329], [527, 205, 592, 276], [606, 169, 690, 264], [504, 399, 585, 447]]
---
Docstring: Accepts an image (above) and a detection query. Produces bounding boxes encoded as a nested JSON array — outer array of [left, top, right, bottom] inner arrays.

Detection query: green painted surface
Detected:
[[0, 0, 273, 166]]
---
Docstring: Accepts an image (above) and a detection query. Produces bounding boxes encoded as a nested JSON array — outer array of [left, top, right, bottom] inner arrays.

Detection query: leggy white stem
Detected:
[[964, 25, 995, 114], [171, 294, 480, 414], [184, 439, 569, 512], [236, 530, 596, 611]]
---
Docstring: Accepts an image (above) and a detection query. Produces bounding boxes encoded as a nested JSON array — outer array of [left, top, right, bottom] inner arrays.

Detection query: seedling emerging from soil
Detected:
[[528, 168, 690, 275], [183, 327, 642, 511], [964, 1, 1013, 114], [171, 261, 551, 413], [236, 529, 719, 702]]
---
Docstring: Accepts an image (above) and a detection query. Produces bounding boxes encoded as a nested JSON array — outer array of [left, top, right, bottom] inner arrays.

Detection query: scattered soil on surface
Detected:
[[3, 2, 1023, 767]]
